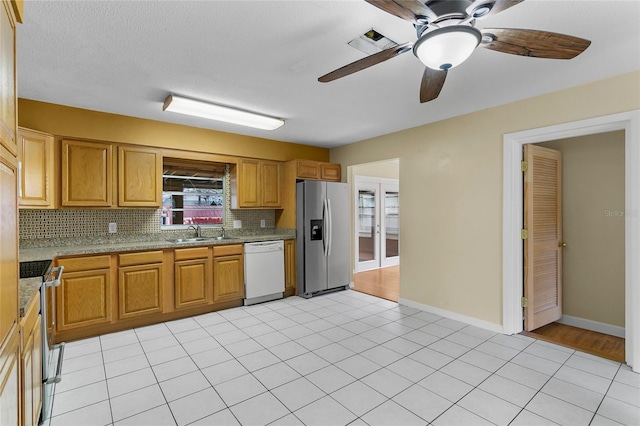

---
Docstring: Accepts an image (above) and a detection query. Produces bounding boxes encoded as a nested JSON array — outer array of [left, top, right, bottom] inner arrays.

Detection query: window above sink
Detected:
[[162, 158, 226, 228]]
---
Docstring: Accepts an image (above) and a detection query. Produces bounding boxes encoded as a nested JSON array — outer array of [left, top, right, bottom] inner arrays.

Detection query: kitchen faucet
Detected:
[[221, 226, 226, 238], [187, 225, 201, 238]]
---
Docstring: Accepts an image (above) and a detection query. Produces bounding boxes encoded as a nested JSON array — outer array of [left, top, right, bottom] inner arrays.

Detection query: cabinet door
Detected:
[[320, 163, 341, 182], [57, 268, 112, 331], [21, 326, 34, 426], [213, 255, 244, 302], [261, 161, 282, 208], [30, 316, 42, 426], [175, 259, 211, 309], [0, 151, 18, 346], [0, 328, 20, 426], [0, 1, 17, 156], [118, 146, 162, 207], [296, 160, 320, 180], [61, 139, 113, 207], [237, 159, 260, 207], [18, 128, 55, 208], [118, 264, 163, 320], [284, 240, 296, 295]]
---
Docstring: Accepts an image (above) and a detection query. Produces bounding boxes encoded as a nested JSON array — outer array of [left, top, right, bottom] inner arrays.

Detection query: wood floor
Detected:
[[523, 322, 625, 363], [353, 265, 399, 302]]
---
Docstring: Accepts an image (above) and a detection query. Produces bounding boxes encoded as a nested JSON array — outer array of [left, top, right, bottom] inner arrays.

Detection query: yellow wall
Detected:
[[539, 132, 625, 328], [18, 99, 329, 162], [331, 71, 640, 327]]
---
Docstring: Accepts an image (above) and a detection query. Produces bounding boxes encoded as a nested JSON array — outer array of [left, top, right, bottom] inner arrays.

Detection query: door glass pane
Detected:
[[385, 191, 399, 258], [358, 190, 376, 262]]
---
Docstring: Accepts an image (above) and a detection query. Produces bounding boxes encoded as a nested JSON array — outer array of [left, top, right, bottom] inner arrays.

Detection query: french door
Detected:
[[355, 177, 399, 272]]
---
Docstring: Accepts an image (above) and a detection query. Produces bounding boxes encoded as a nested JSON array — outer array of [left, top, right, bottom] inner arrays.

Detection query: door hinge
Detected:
[[521, 161, 528, 172], [521, 229, 528, 240], [521, 297, 528, 308]]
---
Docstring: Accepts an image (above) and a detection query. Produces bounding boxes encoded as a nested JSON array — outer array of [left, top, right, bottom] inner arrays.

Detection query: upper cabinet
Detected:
[[61, 139, 113, 207], [118, 146, 162, 207], [0, 0, 17, 156], [61, 139, 162, 208], [231, 158, 282, 209], [294, 160, 341, 182], [18, 127, 55, 209]]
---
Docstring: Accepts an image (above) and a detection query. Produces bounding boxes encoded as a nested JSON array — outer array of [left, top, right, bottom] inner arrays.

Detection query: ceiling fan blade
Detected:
[[480, 28, 591, 59], [365, 0, 436, 24], [319, 42, 413, 83], [420, 67, 447, 103]]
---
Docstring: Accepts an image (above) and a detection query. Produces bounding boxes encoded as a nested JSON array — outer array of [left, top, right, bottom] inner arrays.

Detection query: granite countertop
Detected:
[[19, 277, 41, 317], [20, 231, 295, 262]]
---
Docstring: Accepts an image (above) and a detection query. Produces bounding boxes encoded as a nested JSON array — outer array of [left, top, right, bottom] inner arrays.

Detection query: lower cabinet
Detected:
[[21, 292, 42, 426], [174, 247, 211, 309], [213, 245, 244, 302], [56, 255, 112, 331], [118, 251, 164, 319], [0, 327, 21, 426]]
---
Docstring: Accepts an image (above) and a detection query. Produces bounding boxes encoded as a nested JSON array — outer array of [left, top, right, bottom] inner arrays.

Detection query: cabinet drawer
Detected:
[[175, 247, 209, 261], [58, 255, 110, 272], [119, 251, 163, 267], [213, 244, 243, 257]]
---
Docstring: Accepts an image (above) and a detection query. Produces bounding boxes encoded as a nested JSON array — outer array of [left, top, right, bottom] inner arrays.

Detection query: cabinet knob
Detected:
[[558, 242, 567, 248]]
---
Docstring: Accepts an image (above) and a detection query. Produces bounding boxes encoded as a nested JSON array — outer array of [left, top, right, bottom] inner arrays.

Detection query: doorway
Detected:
[[502, 110, 640, 371], [355, 177, 399, 272], [523, 133, 625, 362]]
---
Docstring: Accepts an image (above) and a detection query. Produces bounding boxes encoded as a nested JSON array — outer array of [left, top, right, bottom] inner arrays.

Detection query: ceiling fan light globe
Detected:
[[413, 25, 481, 70]]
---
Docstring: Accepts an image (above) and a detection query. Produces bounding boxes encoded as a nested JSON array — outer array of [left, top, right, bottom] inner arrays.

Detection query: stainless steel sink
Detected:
[[168, 237, 213, 243], [213, 236, 237, 241]]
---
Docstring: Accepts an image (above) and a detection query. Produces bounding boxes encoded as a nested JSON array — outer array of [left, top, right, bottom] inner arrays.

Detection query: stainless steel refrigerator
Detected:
[[296, 180, 351, 297]]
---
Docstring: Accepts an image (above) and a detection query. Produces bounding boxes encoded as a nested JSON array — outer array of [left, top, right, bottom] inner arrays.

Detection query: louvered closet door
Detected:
[[524, 144, 563, 331]]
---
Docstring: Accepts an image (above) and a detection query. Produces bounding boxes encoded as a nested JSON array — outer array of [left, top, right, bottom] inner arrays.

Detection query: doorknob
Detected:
[[558, 242, 567, 248]]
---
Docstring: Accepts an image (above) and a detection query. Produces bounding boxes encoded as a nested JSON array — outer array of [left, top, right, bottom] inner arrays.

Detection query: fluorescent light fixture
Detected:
[[163, 94, 285, 131], [413, 25, 481, 70]]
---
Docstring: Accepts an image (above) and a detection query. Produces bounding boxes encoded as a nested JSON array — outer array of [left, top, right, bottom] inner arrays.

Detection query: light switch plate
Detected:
[[108, 222, 117, 234], [260, 219, 266, 228], [233, 220, 242, 229]]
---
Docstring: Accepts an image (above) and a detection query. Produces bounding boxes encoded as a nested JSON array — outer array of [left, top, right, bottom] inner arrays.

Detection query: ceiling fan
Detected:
[[318, 0, 591, 103]]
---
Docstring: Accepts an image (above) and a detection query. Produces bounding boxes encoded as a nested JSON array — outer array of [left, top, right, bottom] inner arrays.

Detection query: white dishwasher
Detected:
[[244, 240, 285, 305]]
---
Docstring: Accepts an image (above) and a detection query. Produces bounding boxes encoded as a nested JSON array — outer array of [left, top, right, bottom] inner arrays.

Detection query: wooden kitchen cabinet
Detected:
[[56, 255, 112, 331], [18, 127, 55, 208], [0, 327, 20, 426], [174, 247, 212, 309], [20, 293, 42, 426], [61, 139, 114, 207], [284, 240, 296, 297], [213, 245, 244, 302], [118, 146, 162, 207], [231, 158, 282, 208], [0, 0, 17, 157], [118, 251, 164, 320], [0, 148, 18, 348], [293, 160, 341, 182]]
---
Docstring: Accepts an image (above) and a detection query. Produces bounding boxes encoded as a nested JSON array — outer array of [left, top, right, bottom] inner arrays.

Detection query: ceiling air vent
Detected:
[[348, 29, 399, 55]]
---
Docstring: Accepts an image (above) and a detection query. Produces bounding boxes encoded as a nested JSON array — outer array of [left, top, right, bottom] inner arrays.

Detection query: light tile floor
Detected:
[[47, 290, 640, 426]]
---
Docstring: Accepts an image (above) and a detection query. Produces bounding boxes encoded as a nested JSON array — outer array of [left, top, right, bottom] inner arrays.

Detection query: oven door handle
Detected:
[[44, 266, 63, 329]]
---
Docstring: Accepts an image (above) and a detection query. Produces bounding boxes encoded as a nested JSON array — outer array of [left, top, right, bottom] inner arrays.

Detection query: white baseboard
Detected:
[[398, 298, 504, 334], [557, 315, 625, 338]]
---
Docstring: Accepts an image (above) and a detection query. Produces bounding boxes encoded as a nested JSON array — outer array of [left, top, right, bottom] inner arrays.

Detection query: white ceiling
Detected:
[[17, 0, 640, 149]]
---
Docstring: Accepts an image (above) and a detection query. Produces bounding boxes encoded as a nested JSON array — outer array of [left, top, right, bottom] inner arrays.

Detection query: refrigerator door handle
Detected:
[[322, 198, 329, 257], [327, 198, 333, 256]]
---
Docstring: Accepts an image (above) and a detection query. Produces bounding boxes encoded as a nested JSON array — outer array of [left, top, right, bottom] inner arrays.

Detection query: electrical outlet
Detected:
[[233, 220, 242, 229], [108, 222, 117, 234], [260, 219, 266, 228]]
